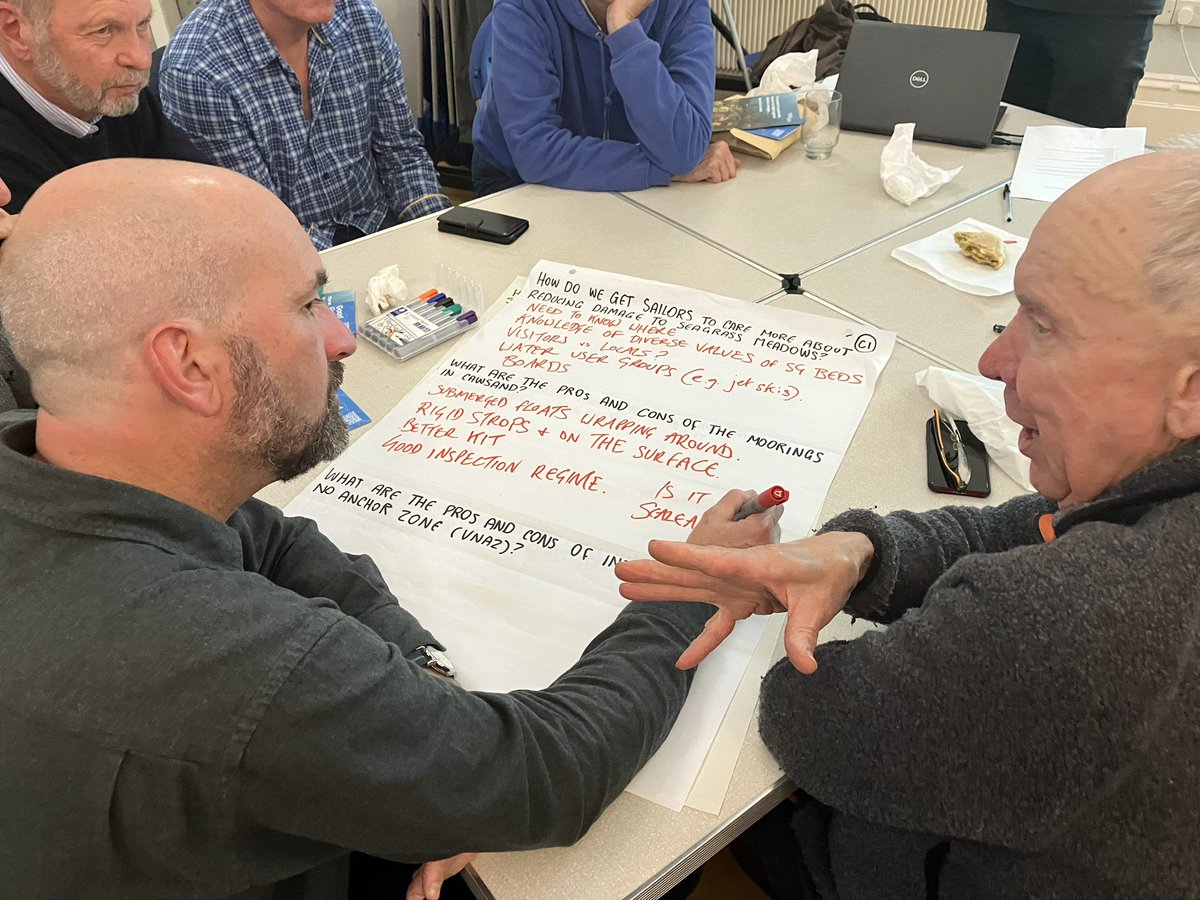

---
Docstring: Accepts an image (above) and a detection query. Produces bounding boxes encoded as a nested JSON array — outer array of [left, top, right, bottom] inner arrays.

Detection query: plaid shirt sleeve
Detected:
[[159, 62, 280, 197], [364, 4, 449, 222]]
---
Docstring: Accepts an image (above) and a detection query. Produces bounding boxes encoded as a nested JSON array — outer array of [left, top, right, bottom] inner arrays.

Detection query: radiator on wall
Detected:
[[711, 0, 987, 73]]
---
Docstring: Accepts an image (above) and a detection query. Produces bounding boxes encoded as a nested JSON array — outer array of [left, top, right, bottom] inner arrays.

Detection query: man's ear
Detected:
[[0, 2, 39, 62], [1166, 362, 1200, 442], [142, 320, 226, 417]]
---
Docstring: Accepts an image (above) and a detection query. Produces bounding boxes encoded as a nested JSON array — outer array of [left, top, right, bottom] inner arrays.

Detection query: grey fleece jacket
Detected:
[[759, 438, 1200, 899], [0, 410, 712, 899]]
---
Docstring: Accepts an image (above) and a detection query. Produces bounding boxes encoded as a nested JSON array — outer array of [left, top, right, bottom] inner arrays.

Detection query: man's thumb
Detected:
[[783, 622, 819, 674]]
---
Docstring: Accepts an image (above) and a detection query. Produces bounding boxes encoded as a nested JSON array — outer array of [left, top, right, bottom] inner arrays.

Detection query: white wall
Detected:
[[1134, 24, 1200, 143], [1148, 22, 1200, 78], [371, 0, 424, 114]]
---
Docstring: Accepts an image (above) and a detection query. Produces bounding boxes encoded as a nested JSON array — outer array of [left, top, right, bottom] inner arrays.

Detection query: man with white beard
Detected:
[[0, 0, 206, 212]]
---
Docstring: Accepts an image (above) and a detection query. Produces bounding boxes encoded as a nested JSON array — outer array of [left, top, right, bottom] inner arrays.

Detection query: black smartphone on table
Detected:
[[925, 412, 991, 498], [437, 207, 529, 244]]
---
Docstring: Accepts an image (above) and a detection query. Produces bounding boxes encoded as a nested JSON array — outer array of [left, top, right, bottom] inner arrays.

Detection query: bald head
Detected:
[[1033, 149, 1200, 322], [981, 149, 1200, 508], [0, 159, 316, 411]]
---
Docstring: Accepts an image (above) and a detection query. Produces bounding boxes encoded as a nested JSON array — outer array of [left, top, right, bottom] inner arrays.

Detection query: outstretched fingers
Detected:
[[675, 610, 737, 669]]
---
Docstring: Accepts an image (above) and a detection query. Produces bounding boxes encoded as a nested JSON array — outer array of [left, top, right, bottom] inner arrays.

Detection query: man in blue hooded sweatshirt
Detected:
[[471, 0, 739, 195]]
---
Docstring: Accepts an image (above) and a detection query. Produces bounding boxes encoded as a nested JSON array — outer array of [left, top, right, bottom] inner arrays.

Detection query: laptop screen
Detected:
[[837, 21, 1018, 149]]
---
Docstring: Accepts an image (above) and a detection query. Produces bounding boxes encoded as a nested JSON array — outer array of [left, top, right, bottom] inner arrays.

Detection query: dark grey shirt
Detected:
[[0, 315, 33, 412], [760, 439, 1200, 899], [999, 0, 1165, 16], [0, 411, 710, 898]]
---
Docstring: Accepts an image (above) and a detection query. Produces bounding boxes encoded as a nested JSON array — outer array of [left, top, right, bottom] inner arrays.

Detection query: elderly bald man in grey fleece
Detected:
[[618, 149, 1200, 900]]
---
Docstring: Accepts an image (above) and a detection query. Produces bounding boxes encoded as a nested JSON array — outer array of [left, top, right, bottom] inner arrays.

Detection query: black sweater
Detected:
[[0, 73, 207, 213]]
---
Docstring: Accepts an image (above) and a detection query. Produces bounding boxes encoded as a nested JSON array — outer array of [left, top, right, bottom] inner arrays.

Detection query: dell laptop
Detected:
[[837, 21, 1018, 148]]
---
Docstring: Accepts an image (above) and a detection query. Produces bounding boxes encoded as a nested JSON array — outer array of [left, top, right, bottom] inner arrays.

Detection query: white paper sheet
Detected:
[[684, 616, 784, 813], [892, 217, 1027, 296], [1010, 125, 1146, 203], [286, 261, 895, 810]]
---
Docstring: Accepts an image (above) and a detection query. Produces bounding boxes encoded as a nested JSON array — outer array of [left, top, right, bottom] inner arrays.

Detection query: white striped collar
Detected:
[[0, 49, 100, 137]]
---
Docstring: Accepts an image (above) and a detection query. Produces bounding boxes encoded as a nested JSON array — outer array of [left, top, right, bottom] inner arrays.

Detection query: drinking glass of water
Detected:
[[800, 89, 843, 160]]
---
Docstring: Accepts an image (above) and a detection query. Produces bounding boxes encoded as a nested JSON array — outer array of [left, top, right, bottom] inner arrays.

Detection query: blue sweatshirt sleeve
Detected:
[[606, 3, 714, 176], [489, 4, 683, 190]]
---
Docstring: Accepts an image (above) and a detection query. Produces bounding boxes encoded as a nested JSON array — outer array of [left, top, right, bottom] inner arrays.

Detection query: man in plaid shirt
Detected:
[[160, 0, 448, 250]]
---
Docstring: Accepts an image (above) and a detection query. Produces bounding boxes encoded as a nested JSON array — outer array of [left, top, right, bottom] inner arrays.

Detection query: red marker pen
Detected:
[[734, 485, 790, 521]]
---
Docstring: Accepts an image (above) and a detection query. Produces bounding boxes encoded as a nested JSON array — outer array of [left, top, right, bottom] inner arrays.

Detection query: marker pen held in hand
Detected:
[[734, 485, 790, 521]]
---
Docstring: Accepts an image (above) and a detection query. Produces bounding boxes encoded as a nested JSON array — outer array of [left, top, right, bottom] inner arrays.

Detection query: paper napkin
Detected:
[[892, 217, 1026, 296]]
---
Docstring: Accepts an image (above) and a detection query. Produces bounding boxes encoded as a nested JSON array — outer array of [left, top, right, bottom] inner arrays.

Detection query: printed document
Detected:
[[1010, 125, 1145, 203]]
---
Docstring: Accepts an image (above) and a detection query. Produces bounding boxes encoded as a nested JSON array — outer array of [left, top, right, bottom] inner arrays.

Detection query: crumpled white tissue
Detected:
[[915, 366, 1034, 492], [746, 50, 818, 97], [365, 264, 407, 314], [881, 123, 962, 206]]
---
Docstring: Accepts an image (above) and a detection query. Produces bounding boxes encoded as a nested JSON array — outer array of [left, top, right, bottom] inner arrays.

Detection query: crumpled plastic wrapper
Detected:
[[881, 123, 962, 206], [915, 366, 1033, 491], [746, 50, 818, 97], [365, 265, 407, 314]]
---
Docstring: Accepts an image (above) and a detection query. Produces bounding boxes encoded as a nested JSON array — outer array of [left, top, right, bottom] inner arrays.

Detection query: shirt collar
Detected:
[[0, 411, 245, 567], [0, 48, 100, 137], [231, 0, 342, 72]]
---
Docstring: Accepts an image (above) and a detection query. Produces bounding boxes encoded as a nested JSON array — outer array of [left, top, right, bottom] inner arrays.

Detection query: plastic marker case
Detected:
[[362, 293, 479, 361]]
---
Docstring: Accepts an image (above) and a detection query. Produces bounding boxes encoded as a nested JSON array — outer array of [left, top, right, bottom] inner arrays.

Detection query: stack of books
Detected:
[[712, 93, 804, 160]]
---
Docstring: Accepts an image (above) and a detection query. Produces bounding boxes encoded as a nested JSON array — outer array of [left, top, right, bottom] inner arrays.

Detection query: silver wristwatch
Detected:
[[415, 644, 456, 678]]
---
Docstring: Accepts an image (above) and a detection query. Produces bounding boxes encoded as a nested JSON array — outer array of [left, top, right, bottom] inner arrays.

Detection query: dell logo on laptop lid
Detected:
[[909, 69, 930, 89]]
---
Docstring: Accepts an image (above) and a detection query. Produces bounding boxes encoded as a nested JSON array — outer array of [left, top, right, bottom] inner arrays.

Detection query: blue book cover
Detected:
[[712, 93, 803, 131], [745, 124, 801, 140], [337, 389, 371, 431], [324, 289, 357, 335]]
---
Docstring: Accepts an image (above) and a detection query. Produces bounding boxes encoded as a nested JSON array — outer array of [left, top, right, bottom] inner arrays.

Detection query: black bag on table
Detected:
[[750, 0, 892, 84]]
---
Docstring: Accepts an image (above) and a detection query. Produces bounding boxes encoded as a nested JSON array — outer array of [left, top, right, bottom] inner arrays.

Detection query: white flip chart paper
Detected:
[[287, 261, 895, 810]]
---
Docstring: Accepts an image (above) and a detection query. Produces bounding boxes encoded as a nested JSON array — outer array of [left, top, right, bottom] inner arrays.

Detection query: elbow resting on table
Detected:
[[658, 124, 714, 178]]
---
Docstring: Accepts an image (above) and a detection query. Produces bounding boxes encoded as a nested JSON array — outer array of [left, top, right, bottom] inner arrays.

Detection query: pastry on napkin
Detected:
[[953, 230, 1006, 270]]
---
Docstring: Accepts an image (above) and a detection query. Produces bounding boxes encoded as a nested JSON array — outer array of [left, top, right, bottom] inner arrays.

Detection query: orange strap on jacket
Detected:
[[1038, 513, 1056, 543]]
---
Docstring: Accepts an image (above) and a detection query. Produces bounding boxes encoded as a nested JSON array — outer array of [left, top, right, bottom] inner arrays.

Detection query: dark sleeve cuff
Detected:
[[818, 509, 900, 622]]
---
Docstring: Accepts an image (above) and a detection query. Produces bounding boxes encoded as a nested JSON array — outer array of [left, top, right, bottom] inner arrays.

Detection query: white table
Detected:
[[257, 183, 1031, 900], [794, 188, 1049, 372], [322, 185, 780, 312], [617, 107, 1064, 279], [466, 301, 1027, 900], [260, 188, 781, 510]]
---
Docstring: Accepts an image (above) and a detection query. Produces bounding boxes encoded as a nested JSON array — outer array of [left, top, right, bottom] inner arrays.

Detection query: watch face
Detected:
[[421, 645, 455, 678]]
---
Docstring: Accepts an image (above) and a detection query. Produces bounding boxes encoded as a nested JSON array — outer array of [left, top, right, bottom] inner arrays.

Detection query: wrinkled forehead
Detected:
[[45, 0, 152, 27], [1017, 176, 1156, 309]]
